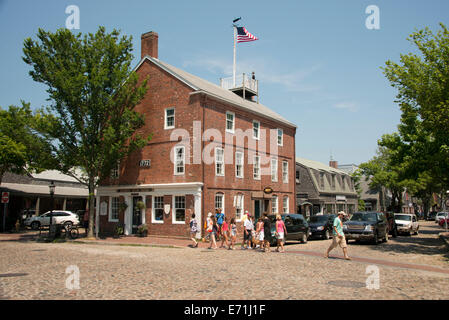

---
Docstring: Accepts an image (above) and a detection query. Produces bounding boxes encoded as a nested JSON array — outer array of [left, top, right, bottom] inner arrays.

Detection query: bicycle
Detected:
[[60, 224, 79, 240]]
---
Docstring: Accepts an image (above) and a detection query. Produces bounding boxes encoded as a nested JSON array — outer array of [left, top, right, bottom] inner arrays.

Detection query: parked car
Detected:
[[435, 212, 449, 224], [307, 214, 336, 240], [427, 211, 437, 221], [394, 213, 419, 235], [24, 211, 80, 230], [268, 214, 310, 246], [343, 212, 389, 244], [385, 212, 398, 238]]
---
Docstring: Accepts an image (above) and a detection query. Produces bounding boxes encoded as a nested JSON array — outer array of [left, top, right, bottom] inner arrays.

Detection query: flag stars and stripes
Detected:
[[236, 27, 259, 43]]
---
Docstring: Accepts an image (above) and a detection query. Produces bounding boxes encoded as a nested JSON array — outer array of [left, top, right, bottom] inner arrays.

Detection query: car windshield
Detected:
[[308, 216, 328, 223], [395, 215, 411, 221], [349, 212, 377, 222]]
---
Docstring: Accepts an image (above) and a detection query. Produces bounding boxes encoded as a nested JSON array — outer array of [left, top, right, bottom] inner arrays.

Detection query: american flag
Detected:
[[236, 27, 258, 43]]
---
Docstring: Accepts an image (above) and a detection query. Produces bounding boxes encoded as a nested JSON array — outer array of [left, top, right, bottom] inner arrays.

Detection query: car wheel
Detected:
[[301, 233, 308, 244], [324, 230, 330, 240], [31, 221, 40, 230], [64, 221, 73, 227], [372, 232, 379, 245]]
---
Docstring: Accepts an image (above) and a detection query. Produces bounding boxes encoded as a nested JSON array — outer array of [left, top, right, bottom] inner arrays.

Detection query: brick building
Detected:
[[96, 31, 297, 238]]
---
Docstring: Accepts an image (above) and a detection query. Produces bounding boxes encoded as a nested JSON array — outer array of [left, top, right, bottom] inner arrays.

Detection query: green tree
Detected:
[[23, 27, 150, 238], [382, 23, 449, 193], [0, 102, 55, 184], [351, 169, 366, 211]]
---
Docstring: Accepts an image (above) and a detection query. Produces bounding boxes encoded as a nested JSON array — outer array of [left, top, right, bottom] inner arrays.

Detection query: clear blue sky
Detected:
[[1, 0, 448, 166]]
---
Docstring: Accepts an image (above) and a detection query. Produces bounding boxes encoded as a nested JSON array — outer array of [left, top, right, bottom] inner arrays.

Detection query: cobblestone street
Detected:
[[0, 221, 448, 300]]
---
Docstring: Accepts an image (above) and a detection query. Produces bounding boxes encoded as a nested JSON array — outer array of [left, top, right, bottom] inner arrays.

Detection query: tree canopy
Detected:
[[22, 26, 150, 237]]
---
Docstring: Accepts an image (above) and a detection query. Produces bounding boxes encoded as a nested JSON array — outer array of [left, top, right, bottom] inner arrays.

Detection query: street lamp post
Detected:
[[49, 181, 55, 236]]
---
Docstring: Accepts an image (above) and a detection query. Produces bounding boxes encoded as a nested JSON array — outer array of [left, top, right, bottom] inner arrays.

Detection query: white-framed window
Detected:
[[234, 193, 244, 221], [174, 146, 185, 175], [253, 155, 260, 180], [226, 111, 235, 133], [164, 108, 175, 129], [277, 128, 283, 146], [109, 197, 120, 222], [283, 196, 289, 213], [215, 147, 224, 176], [235, 151, 243, 178], [271, 158, 278, 182], [272, 195, 278, 214], [111, 162, 119, 179], [172, 195, 185, 224], [282, 161, 289, 183], [152, 196, 164, 224], [215, 193, 224, 212], [253, 120, 260, 140]]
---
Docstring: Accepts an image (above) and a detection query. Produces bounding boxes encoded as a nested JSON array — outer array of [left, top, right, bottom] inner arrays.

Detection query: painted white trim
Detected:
[[108, 196, 120, 222], [225, 111, 235, 134], [272, 195, 278, 214], [235, 193, 244, 222], [283, 196, 289, 213], [282, 160, 289, 184], [173, 146, 185, 176], [152, 195, 164, 224], [215, 192, 225, 213], [215, 147, 225, 177], [235, 151, 244, 179], [277, 128, 283, 146], [253, 155, 261, 180], [172, 195, 186, 225], [164, 107, 175, 130], [252, 120, 260, 140], [271, 157, 278, 182]]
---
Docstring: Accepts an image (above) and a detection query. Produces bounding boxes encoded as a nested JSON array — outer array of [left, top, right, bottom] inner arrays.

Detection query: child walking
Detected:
[[189, 213, 199, 248]]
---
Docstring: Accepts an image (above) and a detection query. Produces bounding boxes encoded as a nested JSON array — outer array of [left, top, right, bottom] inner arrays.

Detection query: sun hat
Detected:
[[338, 211, 347, 216], [207, 212, 213, 217]]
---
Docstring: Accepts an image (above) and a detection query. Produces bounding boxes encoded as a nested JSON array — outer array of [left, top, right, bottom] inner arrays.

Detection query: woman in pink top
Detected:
[[220, 217, 230, 249], [275, 215, 288, 253]]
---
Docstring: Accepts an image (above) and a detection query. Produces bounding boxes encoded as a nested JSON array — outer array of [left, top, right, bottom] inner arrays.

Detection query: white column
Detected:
[[63, 198, 67, 211], [194, 192, 202, 239], [124, 196, 132, 235]]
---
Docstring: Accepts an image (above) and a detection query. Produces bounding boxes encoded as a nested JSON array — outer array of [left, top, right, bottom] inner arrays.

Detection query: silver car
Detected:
[[394, 213, 419, 235], [24, 211, 80, 230]]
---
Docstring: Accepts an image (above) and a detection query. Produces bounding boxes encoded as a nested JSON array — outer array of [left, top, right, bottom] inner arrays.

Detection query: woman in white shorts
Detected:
[[275, 215, 287, 253]]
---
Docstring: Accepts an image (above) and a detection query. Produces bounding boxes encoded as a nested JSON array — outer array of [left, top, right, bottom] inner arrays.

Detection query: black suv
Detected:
[[343, 212, 389, 245], [308, 214, 336, 240], [268, 214, 310, 246]]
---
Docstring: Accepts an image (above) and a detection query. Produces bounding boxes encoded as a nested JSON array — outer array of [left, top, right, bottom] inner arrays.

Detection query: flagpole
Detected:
[[233, 25, 237, 87]]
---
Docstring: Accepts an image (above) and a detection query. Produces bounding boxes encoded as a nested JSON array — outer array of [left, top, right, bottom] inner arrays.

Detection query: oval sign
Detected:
[[263, 187, 273, 194]]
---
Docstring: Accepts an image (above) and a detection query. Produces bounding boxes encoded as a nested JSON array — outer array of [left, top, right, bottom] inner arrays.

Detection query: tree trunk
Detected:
[[87, 178, 96, 239]]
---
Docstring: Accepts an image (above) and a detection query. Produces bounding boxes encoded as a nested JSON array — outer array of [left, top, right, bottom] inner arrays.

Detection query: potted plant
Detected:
[[119, 201, 128, 213], [114, 223, 124, 238], [137, 224, 148, 237], [136, 200, 146, 210]]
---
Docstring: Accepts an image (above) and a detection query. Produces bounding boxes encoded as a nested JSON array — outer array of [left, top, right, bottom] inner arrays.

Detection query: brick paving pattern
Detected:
[[0, 221, 448, 300]]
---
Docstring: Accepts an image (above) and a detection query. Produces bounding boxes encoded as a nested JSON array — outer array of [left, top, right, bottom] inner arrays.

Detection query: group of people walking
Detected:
[[189, 208, 288, 253]]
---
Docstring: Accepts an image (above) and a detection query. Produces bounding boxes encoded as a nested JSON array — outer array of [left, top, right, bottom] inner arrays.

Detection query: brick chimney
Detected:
[[141, 31, 158, 59], [329, 160, 338, 169]]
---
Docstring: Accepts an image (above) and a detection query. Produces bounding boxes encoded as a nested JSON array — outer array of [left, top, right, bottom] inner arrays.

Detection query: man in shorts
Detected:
[[325, 211, 351, 260], [243, 213, 253, 249]]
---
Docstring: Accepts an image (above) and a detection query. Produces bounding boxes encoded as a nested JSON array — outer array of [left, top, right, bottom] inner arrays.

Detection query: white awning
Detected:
[[1, 183, 89, 197]]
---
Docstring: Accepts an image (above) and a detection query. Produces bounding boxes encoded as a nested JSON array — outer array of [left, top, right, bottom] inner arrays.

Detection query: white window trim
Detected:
[[272, 195, 278, 214], [277, 128, 283, 146], [172, 195, 186, 225], [235, 194, 244, 222], [151, 195, 164, 224], [235, 151, 244, 178], [215, 147, 225, 176], [226, 111, 235, 134], [174, 146, 185, 176], [283, 196, 289, 213], [108, 196, 120, 222], [252, 120, 260, 140], [283, 161, 289, 184], [271, 158, 278, 182], [164, 107, 175, 130], [253, 155, 261, 180], [215, 193, 225, 213]]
